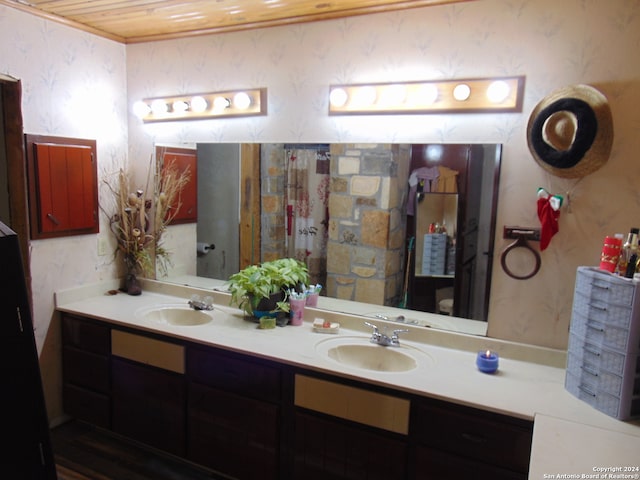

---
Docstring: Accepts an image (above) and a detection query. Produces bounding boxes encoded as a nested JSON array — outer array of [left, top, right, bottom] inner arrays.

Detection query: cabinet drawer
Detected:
[[568, 333, 639, 376], [188, 347, 281, 403], [565, 370, 623, 418], [567, 352, 629, 397], [570, 310, 638, 353], [61, 315, 110, 354], [575, 268, 635, 307], [573, 291, 633, 329], [62, 346, 109, 393], [411, 400, 532, 473], [111, 330, 184, 373], [63, 384, 110, 429], [412, 445, 525, 480]]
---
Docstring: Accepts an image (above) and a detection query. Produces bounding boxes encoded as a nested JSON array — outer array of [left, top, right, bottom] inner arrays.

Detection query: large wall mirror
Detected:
[[158, 143, 501, 337]]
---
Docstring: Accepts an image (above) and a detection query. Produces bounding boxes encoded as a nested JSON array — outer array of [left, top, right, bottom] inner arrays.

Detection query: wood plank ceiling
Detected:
[[2, 0, 474, 44]]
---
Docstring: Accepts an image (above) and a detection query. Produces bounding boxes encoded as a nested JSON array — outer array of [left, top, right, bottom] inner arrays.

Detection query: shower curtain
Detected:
[[284, 145, 330, 288]]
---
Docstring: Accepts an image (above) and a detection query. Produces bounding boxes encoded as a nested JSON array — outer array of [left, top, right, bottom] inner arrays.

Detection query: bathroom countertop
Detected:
[[55, 279, 640, 478]]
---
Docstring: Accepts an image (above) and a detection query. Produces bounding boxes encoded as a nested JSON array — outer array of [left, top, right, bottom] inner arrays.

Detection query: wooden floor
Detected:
[[51, 420, 225, 480]]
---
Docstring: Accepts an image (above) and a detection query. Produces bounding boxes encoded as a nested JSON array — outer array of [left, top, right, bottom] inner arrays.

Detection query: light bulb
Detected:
[[190, 96, 207, 113], [132, 101, 151, 119], [150, 99, 168, 115], [329, 88, 348, 108], [233, 92, 251, 110], [351, 86, 376, 107], [453, 83, 471, 101], [408, 84, 438, 106], [172, 100, 189, 113], [378, 84, 407, 106], [486, 80, 510, 103], [213, 96, 231, 111]]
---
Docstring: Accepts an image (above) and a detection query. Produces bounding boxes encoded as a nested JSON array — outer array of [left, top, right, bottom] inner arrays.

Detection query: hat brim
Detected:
[[527, 84, 613, 179]]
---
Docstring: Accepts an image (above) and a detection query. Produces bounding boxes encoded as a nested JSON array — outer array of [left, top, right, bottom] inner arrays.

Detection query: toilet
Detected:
[[438, 298, 453, 316]]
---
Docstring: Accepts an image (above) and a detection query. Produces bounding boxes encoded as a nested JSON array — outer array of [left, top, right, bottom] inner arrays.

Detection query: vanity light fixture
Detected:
[[134, 88, 267, 122], [328, 76, 525, 115]]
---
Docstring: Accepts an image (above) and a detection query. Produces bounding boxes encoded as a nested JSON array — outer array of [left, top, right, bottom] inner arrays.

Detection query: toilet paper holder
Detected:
[[197, 242, 215, 256]]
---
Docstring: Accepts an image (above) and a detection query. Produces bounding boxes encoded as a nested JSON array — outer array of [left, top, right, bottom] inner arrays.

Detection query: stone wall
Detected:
[[326, 144, 410, 306], [260, 143, 411, 307], [260, 144, 286, 262]]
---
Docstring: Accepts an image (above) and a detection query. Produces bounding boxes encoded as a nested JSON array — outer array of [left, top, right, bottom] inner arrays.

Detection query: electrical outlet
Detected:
[[97, 235, 109, 256]]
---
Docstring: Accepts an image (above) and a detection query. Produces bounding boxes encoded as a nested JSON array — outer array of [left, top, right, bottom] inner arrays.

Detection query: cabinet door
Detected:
[[188, 382, 279, 480], [293, 411, 407, 480], [411, 399, 532, 474], [412, 445, 526, 480], [112, 357, 186, 456], [25, 135, 98, 239]]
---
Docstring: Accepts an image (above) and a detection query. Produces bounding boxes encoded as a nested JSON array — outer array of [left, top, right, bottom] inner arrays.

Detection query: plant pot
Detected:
[[254, 291, 285, 312], [249, 291, 287, 324]]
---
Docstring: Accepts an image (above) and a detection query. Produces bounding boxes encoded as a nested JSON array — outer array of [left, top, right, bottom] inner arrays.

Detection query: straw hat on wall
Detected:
[[527, 84, 613, 178]]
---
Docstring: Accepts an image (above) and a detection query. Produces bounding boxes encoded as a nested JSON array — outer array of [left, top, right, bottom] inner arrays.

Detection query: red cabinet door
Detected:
[[26, 135, 98, 239]]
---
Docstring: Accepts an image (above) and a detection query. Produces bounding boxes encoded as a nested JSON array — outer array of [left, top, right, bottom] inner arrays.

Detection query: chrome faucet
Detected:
[[188, 294, 214, 311], [364, 321, 408, 347]]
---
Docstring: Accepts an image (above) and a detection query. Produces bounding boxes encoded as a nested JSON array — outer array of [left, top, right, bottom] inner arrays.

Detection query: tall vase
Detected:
[[125, 272, 142, 296]]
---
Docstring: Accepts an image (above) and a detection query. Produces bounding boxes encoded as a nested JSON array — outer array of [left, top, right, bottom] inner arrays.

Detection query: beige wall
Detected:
[[1, 0, 639, 422]]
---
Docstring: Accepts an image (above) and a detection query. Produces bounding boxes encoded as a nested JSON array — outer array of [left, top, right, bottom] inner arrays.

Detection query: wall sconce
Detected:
[[133, 88, 267, 122], [328, 76, 525, 115]]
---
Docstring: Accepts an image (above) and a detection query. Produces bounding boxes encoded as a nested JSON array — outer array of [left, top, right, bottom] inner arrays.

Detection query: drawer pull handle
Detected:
[[461, 432, 487, 444], [586, 324, 605, 333], [588, 304, 607, 312], [583, 345, 601, 356], [581, 365, 598, 377], [590, 282, 609, 290], [578, 384, 596, 397]]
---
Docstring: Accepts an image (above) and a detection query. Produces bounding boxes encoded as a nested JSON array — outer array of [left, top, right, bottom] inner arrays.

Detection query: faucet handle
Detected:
[[392, 328, 409, 336], [390, 329, 409, 345], [364, 321, 380, 333]]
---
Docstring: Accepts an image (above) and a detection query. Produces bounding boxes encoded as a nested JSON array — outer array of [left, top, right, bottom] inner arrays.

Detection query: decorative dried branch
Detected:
[[102, 156, 190, 278]]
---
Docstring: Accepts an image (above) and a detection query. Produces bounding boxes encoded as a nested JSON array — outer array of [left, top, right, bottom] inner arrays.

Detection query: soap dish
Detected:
[[313, 318, 340, 334]]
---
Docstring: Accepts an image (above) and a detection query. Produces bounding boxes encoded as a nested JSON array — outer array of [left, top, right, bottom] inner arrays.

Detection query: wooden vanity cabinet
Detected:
[[60, 313, 534, 480], [186, 346, 281, 479], [61, 314, 111, 428], [111, 357, 186, 456], [409, 397, 533, 480], [110, 330, 187, 456], [293, 410, 408, 480]]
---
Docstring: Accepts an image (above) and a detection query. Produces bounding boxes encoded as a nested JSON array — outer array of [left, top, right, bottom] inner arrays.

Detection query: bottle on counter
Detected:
[[600, 233, 623, 273], [618, 228, 639, 278]]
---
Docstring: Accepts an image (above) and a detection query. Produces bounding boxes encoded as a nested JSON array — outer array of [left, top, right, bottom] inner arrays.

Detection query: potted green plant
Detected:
[[227, 258, 309, 319]]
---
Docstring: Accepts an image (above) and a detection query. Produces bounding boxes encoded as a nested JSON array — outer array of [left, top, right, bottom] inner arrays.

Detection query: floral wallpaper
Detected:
[[0, 5, 128, 421], [1, 0, 639, 422], [127, 0, 640, 351]]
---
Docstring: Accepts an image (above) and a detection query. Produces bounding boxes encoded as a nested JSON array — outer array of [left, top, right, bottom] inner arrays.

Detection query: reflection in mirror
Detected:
[[159, 143, 501, 336], [413, 193, 458, 316]]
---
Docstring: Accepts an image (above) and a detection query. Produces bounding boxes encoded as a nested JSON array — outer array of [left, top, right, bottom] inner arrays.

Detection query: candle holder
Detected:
[[476, 350, 499, 373]]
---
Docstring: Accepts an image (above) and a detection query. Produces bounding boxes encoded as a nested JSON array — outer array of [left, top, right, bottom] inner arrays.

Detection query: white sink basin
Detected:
[[315, 336, 432, 372], [136, 304, 213, 326]]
